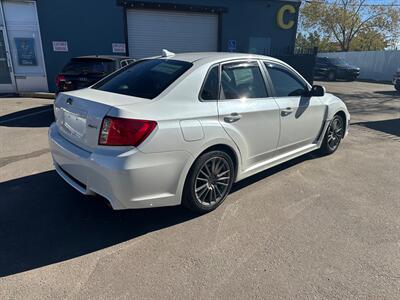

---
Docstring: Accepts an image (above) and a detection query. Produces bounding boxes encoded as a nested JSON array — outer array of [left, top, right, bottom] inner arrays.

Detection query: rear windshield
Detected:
[[93, 59, 193, 99], [62, 59, 115, 75]]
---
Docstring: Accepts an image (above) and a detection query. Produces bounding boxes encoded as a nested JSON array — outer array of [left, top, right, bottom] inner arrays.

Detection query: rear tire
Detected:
[[319, 114, 345, 155], [395, 84, 400, 92], [327, 71, 336, 81], [182, 150, 235, 214]]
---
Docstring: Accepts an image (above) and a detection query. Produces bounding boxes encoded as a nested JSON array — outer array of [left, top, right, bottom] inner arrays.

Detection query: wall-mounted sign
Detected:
[[112, 43, 126, 54], [15, 37, 37, 66], [277, 4, 296, 30], [52, 41, 68, 52], [228, 40, 237, 52]]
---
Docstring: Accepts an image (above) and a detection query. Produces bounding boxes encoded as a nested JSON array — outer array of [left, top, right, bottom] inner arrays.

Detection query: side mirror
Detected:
[[308, 85, 325, 97]]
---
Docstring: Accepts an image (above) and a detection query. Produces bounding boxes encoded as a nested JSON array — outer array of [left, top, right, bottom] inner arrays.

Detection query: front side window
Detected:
[[200, 66, 219, 100], [265, 64, 307, 97], [221, 62, 268, 100], [93, 59, 193, 99]]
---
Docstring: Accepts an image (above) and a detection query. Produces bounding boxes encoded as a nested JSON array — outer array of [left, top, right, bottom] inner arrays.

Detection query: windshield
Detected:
[[93, 59, 193, 99], [328, 58, 350, 67], [62, 59, 114, 75]]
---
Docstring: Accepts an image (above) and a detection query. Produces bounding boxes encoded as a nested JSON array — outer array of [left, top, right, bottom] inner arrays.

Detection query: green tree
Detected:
[[350, 29, 388, 50], [300, 0, 400, 51], [296, 31, 338, 52]]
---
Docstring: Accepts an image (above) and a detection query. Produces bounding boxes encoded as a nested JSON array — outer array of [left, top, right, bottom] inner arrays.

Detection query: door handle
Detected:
[[224, 113, 242, 123], [281, 107, 293, 117]]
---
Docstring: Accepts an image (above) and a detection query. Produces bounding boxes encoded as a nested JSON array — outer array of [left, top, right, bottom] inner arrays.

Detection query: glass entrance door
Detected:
[[0, 28, 16, 93]]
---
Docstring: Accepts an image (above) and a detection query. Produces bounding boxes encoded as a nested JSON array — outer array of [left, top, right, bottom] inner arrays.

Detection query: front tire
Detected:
[[320, 114, 345, 155], [183, 150, 235, 214]]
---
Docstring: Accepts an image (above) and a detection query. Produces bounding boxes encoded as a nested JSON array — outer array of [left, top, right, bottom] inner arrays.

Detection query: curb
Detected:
[[18, 92, 55, 99]]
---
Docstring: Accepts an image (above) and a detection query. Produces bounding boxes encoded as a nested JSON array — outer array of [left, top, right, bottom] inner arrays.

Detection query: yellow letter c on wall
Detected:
[[277, 4, 296, 30]]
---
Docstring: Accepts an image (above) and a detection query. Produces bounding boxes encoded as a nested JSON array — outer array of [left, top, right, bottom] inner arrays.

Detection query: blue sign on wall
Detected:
[[15, 37, 37, 66], [228, 40, 237, 52]]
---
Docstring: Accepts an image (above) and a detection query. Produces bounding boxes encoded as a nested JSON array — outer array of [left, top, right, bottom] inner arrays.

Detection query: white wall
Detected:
[[319, 50, 400, 82]]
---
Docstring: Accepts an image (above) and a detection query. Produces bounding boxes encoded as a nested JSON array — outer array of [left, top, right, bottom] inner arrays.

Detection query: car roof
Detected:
[[74, 55, 132, 61], [157, 52, 284, 65], [318, 56, 342, 60]]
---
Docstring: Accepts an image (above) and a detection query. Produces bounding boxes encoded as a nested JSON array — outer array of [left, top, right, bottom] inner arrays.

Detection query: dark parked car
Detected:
[[55, 55, 135, 93], [315, 57, 360, 81], [393, 68, 400, 92]]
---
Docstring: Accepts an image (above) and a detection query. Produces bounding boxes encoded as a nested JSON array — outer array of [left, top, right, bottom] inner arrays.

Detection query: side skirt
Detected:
[[236, 143, 319, 182]]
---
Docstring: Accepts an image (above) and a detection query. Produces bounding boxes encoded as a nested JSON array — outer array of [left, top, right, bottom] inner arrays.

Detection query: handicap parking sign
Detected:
[[228, 40, 237, 52]]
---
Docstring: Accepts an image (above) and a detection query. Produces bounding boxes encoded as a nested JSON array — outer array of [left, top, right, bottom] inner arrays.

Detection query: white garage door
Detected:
[[127, 9, 218, 59]]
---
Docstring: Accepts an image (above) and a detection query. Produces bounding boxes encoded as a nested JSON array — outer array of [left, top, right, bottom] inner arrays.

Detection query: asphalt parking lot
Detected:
[[0, 81, 399, 299]]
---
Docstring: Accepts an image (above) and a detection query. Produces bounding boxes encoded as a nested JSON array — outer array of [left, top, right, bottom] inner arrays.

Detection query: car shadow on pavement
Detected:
[[0, 105, 54, 128], [374, 90, 399, 96], [0, 171, 198, 277], [0, 151, 322, 277], [354, 118, 400, 137]]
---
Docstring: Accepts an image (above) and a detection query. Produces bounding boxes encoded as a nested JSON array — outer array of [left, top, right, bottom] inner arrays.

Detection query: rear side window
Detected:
[[221, 62, 268, 100], [265, 64, 307, 97], [62, 60, 114, 75], [317, 58, 330, 67], [93, 59, 192, 99], [200, 66, 219, 100]]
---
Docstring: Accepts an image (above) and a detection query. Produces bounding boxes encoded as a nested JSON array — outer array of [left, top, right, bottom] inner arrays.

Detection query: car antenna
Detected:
[[162, 49, 175, 57]]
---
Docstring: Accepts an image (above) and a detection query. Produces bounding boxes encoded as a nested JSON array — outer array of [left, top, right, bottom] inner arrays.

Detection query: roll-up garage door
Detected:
[[127, 9, 218, 59]]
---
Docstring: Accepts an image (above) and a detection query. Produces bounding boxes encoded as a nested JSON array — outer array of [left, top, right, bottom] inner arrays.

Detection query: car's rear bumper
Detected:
[[48, 123, 192, 210]]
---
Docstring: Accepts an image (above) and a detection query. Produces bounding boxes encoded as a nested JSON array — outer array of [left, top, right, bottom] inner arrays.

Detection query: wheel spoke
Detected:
[[333, 119, 339, 130], [215, 185, 223, 197], [195, 183, 208, 193], [217, 176, 230, 182], [211, 158, 217, 174], [217, 170, 230, 178], [212, 189, 218, 203], [198, 186, 209, 200], [208, 188, 213, 203], [196, 177, 208, 183], [199, 170, 209, 179], [204, 163, 212, 177], [214, 159, 222, 174]]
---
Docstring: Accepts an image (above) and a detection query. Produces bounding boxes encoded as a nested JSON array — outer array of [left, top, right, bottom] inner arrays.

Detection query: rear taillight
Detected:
[[99, 117, 157, 147], [55, 74, 66, 87]]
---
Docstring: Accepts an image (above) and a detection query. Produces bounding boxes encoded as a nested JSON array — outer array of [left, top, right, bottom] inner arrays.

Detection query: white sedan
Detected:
[[49, 51, 350, 213]]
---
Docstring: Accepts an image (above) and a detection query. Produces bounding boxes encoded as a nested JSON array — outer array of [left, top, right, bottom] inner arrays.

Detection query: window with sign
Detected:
[[221, 62, 268, 100]]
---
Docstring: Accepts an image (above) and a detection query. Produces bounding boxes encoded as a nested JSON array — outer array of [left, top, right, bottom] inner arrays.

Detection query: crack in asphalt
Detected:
[[0, 148, 50, 168]]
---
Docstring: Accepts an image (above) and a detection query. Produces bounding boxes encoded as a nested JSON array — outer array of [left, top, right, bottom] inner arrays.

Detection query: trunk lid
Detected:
[[54, 88, 149, 152]]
